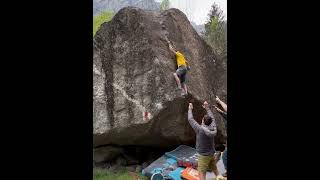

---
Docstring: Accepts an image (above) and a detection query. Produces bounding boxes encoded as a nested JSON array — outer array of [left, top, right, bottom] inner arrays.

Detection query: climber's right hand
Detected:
[[188, 103, 193, 110]]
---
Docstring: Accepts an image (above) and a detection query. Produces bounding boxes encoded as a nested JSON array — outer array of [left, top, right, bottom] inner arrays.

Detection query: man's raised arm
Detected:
[[188, 103, 201, 133]]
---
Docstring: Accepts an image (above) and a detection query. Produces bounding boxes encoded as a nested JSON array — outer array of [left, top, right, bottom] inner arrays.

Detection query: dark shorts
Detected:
[[176, 66, 187, 84]]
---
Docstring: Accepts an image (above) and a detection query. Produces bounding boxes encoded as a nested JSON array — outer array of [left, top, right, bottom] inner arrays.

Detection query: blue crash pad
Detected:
[[142, 145, 226, 179], [168, 167, 185, 180], [142, 156, 178, 178], [165, 145, 198, 169]]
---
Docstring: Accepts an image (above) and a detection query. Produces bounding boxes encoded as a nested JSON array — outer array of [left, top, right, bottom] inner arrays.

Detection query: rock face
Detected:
[[93, 7, 227, 148], [94, 146, 123, 163]]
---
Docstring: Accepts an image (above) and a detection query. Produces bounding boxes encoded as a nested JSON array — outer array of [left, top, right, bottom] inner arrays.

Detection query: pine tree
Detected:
[[203, 3, 227, 60]]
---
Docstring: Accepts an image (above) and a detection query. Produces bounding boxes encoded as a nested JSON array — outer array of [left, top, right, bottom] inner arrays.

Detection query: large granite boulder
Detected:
[[93, 7, 227, 148]]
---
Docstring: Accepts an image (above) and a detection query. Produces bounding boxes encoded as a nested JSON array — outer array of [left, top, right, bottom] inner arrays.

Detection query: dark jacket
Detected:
[[219, 111, 227, 129], [219, 111, 227, 121]]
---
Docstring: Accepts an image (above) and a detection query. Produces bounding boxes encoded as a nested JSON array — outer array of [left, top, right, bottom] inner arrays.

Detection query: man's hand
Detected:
[[215, 95, 227, 112], [215, 96, 221, 102], [213, 105, 222, 112], [202, 101, 209, 109], [189, 103, 193, 110]]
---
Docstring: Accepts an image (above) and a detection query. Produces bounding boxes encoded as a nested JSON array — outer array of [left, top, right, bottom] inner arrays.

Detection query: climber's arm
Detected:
[[169, 44, 177, 54], [188, 103, 201, 132]]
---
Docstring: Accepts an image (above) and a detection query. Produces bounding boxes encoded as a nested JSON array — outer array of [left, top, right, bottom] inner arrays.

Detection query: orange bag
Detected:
[[181, 167, 200, 180]]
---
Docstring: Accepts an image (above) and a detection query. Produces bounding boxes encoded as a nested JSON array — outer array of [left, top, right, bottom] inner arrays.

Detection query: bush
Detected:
[[203, 3, 227, 60], [93, 11, 114, 37], [93, 167, 148, 180], [160, 0, 170, 11]]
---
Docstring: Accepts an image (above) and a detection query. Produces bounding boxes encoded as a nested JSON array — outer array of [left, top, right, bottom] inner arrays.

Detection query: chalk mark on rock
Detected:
[[112, 83, 153, 121]]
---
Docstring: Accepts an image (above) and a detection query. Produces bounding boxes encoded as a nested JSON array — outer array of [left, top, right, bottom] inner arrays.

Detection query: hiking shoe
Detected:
[[222, 172, 227, 177], [216, 175, 224, 180]]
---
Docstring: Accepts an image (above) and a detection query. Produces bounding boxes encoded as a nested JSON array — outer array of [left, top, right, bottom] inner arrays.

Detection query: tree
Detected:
[[93, 10, 114, 37], [203, 3, 227, 60], [160, 0, 170, 11]]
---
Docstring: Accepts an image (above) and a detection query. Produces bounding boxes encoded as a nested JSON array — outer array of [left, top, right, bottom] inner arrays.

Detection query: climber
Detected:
[[213, 96, 227, 177], [168, 42, 189, 96], [188, 101, 222, 180]]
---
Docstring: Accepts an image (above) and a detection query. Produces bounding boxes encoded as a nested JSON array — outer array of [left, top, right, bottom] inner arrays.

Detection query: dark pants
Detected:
[[222, 148, 227, 170]]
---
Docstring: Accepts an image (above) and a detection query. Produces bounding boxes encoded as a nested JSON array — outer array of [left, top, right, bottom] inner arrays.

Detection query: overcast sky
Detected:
[[156, 0, 227, 25]]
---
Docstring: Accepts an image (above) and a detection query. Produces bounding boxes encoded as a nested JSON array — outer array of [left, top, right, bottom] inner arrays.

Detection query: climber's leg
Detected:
[[173, 73, 182, 89], [179, 67, 187, 95], [180, 71, 187, 95], [174, 69, 182, 89], [183, 83, 188, 95]]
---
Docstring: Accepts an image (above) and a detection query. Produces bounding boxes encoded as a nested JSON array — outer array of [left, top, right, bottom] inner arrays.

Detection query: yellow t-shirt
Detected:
[[175, 51, 187, 67]]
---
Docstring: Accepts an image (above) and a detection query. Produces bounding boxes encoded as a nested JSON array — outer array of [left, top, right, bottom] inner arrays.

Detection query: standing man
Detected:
[[188, 101, 220, 179]]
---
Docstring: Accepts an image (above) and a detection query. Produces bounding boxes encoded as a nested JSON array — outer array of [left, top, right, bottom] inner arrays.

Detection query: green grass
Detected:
[[93, 11, 114, 37], [93, 167, 148, 180]]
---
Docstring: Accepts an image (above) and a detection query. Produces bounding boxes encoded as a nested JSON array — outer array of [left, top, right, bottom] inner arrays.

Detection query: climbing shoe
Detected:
[[181, 91, 188, 97]]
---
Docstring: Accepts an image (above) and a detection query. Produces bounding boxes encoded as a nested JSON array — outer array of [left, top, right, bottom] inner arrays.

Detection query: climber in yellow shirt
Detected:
[[168, 42, 189, 96]]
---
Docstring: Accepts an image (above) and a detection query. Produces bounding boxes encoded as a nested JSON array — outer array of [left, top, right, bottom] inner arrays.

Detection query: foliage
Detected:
[[93, 10, 114, 37], [93, 168, 148, 180], [203, 3, 227, 59], [160, 0, 170, 11]]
